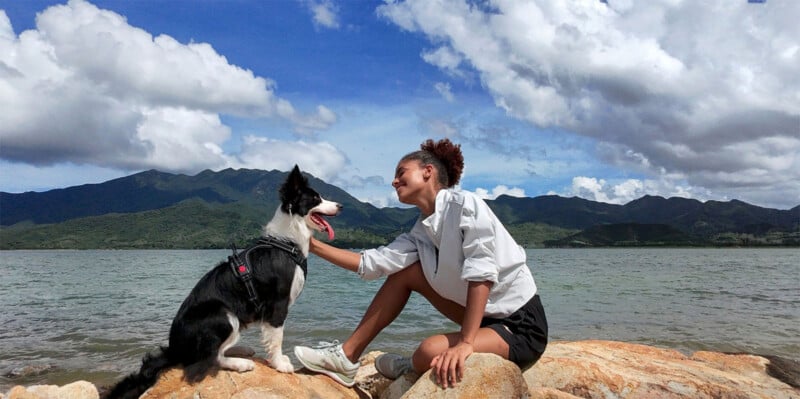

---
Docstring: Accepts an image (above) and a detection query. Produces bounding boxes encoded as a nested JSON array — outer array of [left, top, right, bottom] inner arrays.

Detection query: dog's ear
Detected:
[[280, 165, 308, 203]]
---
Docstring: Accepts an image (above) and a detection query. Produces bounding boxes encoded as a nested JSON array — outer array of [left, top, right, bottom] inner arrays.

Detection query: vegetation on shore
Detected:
[[1, 168, 797, 249]]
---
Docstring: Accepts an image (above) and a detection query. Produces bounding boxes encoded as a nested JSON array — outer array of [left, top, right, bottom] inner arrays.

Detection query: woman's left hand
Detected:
[[430, 342, 474, 388]]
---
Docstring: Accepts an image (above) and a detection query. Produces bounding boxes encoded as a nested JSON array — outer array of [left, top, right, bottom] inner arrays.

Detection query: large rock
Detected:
[[525, 340, 800, 399], [139, 358, 362, 399], [385, 353, 528, 399]]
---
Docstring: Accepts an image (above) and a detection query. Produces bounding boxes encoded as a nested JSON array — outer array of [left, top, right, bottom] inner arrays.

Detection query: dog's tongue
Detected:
[[314, 214, 335, 240]]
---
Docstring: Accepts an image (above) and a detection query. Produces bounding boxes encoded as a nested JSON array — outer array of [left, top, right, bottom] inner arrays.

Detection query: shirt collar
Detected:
[[421, 189, 449, 245]]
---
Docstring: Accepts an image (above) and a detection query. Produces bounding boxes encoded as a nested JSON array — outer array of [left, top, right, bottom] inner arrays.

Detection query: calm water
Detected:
[[1, 248, 798, 390]]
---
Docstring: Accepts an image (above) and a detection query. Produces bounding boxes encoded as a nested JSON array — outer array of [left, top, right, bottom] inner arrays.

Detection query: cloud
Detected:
[[306, 0, 341, 29], [434, 82, 455, 102], [378, 0, 800, 207], [473, 185, 527, 200], [557, 174, 705, 205], [235, 137, 347, 182], [0, 0, 336, 174]]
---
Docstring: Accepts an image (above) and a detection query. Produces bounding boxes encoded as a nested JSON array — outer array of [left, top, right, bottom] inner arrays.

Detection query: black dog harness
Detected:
[[228, 236, 307, 311]]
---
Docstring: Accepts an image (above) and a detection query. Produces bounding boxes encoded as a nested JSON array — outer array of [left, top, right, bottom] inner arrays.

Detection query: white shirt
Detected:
[[358, 189, 537, 318]]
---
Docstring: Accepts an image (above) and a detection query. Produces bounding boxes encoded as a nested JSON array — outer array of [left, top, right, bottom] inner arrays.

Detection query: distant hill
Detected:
[[545, 223, 702, 247], [1, 169, 798, 249]]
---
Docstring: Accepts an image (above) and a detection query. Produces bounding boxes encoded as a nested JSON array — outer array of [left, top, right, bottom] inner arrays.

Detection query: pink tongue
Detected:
[[318, 216, 335, 240]]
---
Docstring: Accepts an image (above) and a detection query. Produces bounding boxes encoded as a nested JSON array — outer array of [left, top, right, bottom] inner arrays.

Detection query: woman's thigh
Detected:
[[390, 262, 465, 324]]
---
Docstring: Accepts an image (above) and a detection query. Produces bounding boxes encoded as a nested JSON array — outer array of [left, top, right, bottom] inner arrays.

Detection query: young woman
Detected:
[[294, 138, 547, 388]]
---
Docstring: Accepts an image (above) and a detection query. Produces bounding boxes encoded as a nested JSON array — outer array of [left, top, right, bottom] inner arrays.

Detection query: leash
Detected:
[[228, 236, 308, 312]]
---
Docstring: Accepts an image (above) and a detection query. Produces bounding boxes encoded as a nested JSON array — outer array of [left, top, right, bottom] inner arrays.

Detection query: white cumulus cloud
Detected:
[[0, 0, 336, 174], [379, 0, 800, 208]]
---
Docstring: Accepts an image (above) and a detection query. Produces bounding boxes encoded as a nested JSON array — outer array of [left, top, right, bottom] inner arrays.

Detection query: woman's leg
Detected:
[[341, 261, 465, 362], [412, 329, 509, 373]]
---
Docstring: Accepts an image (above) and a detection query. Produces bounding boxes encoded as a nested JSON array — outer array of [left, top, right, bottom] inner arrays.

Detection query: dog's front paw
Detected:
[[219, 357, 256, 373], [269, 354, 294, 373]]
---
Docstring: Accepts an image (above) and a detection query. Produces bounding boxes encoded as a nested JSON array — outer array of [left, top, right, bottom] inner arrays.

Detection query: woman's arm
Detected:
[[431, 280, 492, 388], [309, 237, 361, 272], [460, 280, 492, 345]]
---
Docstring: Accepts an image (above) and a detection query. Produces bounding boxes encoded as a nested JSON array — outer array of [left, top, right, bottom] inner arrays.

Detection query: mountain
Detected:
[[1, 169, 798, 248], [545, 223, 702, 247]]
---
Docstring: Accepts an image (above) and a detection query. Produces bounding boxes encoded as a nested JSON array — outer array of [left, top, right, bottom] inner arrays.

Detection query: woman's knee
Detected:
[[412, 335, 450, 372]]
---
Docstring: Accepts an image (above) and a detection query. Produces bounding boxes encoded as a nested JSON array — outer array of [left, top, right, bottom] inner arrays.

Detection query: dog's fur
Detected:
[[105, 165, 341, 399]]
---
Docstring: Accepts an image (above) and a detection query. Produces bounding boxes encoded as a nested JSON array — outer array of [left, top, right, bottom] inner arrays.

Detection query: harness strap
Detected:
[[228, 236, 308, 311], [229, 243, 261, 310]]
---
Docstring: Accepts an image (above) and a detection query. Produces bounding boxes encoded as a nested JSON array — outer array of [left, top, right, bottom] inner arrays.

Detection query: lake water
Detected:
[[1, 248, 798, 391]]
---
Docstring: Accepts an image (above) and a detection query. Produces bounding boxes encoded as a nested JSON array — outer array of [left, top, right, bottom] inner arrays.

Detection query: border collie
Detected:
[[105, 165, 341, 399]]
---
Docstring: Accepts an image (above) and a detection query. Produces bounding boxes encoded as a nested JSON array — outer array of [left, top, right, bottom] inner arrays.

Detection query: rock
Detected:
[[5, 381, 98, 399], [357, 351, 400, 398], [384, 353, 528, 399], [524, 340, 800, 399], [7, 340, 797, 399], [140, 358, 363, 399]]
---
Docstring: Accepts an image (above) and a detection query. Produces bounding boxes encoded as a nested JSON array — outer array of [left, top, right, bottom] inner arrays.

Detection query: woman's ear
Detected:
[[423, 164, 434, 180]]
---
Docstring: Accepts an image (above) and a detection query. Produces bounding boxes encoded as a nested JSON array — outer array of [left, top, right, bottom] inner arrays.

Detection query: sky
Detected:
[[1, 0, 798, 210]]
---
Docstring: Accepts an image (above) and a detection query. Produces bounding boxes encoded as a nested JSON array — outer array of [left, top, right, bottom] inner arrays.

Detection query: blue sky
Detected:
[[1, 0, 798, 209]]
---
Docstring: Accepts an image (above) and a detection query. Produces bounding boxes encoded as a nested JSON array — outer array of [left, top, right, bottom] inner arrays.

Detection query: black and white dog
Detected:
[[106, 165, 341, 399]]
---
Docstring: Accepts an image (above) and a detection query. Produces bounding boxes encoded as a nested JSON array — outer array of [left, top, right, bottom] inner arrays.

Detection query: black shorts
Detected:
[[480, 294, 548, 370]]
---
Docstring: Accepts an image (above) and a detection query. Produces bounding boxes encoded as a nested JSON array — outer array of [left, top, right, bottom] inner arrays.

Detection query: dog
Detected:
[[105, 165, 341, 399]]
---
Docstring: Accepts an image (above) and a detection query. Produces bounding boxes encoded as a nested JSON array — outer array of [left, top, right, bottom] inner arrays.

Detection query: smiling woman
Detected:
[[294, 138, 548, 388]]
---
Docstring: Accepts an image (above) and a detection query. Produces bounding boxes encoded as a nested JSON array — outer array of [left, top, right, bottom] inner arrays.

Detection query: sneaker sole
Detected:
[[294, 347, 356, 387]]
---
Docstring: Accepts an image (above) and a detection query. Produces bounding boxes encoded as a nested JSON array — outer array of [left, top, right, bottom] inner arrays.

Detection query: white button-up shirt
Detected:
[[358, 189, 537, 318]]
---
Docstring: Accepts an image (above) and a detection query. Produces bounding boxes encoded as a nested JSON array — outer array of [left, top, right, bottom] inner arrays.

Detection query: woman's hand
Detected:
[[430, 341, 474, 388]]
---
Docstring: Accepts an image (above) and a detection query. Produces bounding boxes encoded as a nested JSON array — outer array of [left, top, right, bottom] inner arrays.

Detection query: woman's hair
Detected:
[[401, 138, 464, 188]]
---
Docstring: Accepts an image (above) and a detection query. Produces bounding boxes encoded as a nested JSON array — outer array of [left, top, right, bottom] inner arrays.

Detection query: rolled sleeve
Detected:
[[358, 233, 419, 280], [459, 201, 499, 284]]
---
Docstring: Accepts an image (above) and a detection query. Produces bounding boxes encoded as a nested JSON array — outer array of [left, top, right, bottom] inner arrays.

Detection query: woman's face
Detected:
[[392, 159, 432, 205]]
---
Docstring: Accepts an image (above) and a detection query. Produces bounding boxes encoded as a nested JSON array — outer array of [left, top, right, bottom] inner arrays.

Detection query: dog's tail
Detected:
[[103, 347, 175, 399]]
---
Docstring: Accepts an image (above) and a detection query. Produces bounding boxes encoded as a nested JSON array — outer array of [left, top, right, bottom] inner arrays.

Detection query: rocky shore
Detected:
[[4, 340, 799, 399]]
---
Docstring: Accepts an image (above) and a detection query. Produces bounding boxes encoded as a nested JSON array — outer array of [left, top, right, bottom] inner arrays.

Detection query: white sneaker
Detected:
[[294, 340, 360, 387], [374, 353, 413, 380]]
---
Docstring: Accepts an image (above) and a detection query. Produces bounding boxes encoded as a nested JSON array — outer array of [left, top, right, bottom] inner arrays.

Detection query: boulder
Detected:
[[524, 340, 800, 399], [4, 381, 98, 399], [385, 353, 528, 399], [139, 358, 363, 399]]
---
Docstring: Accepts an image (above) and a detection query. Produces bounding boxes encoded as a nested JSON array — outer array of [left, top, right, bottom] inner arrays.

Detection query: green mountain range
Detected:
[[1, 168, 798, 249]]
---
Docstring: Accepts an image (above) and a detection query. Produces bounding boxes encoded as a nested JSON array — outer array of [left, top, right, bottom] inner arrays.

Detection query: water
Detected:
[[1, 248, 798, 390]]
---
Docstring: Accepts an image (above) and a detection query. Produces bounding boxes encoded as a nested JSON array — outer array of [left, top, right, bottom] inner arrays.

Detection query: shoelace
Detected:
[[312, 340, 342, 352]]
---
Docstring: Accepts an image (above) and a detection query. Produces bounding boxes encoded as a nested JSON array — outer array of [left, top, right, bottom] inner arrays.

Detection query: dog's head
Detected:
[[279, 165, 342, 240]]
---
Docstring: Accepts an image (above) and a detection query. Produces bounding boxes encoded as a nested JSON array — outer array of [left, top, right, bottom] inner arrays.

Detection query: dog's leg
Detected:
[[217, 313, 255, 372], [261, 324, 294, 372]]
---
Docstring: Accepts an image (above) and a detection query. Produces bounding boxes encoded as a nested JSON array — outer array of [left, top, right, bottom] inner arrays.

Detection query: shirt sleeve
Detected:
[[358, 233, 420, 280], [459, 197, 500, 284]]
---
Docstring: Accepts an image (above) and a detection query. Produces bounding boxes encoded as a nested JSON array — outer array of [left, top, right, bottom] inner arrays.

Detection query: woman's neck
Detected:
[[417, 187, 444, 218]]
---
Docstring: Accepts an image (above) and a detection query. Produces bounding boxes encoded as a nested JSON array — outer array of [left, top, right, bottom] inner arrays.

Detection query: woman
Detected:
[[294, 138, 547, 388]]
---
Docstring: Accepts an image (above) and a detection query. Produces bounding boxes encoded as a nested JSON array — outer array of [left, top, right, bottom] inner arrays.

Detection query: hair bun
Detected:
[[421, 138, 464, 186]]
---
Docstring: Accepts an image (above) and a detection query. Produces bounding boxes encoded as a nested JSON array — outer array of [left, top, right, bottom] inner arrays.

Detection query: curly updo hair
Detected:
[[401, 138, 464, 188]]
